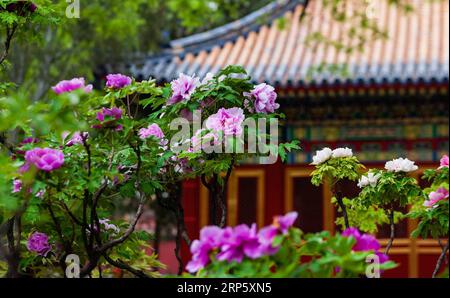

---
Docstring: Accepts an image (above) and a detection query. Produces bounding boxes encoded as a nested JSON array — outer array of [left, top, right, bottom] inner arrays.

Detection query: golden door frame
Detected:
[[283, 165, 447, 278], [199, 169, 265, 228]]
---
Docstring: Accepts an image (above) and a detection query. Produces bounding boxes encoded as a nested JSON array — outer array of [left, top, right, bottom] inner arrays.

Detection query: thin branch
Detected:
[[0, 24, 18, 65], [59, 202, 85, 227], [384, 208, 395, 255], [103, 254, 150, 278], [174, 216, 183, 275], [90, 181, 108, 248], [218, 158, 235, 228], [81, 136, 93, 254], [47, 203, 72, 275], [47, 203, 66, 248], [98, 202, 145, 252], [333, 180, 349, 230], [433, 241, 449, 278], [98, 141, 145, 253]]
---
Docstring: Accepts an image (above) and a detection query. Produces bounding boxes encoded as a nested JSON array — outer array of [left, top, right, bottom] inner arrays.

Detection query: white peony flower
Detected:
[[358, 172, 381, 188], [201, 73, 226, 85], [385, 157, 418, 173], [332, 147, 353, 158], [201, 72, 214, 85], [99, 219, 120, 235], [311, 147, 333, 165]]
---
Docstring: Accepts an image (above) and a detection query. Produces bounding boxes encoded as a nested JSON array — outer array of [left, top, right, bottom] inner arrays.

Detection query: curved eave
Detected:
[[170, 0, 302, 53]]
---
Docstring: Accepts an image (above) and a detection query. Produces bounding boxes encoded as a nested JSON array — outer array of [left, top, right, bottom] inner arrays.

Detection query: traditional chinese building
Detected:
[[131, 0, 449, 277]]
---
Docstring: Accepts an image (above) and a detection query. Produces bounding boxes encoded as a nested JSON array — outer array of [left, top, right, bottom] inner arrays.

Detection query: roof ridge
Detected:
[[170, 0, 303, 52]]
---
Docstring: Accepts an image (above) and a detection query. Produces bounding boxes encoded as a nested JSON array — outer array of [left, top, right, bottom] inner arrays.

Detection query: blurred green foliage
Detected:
[[1, 0, 270, 99]]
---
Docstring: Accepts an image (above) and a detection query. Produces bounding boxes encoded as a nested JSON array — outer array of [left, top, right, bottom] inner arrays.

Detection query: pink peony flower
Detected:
[[439, 155, 449, 169], [186, 212, 298, 273], [106, 73, 132, 89], [4, 2, 37, 14], [35, 189, 45, 199], [205, 107, 245, 136], [244, 83, 279, 114], [186, 226, 224, 273], [423, 187, 449, 208], [66, 132, 88, 147], [257, 225, 280, 256], [342, 227, 388, 263], [52, 77, 93, 95], [167, 73, 200, 105], [97, 219, 120, 234], [14, 137, 39, 156], [138, 124, 164, 140], [216, 224, 262, 263], [180, 108, 194, 121], [21, 137, 39, 145], [273, 211, 298, 234], [12, 179, 22, 193], [18, 162, 30, 174], [94, 107, 123, 131], [190, 129, 219, 152], [25, 148, 64, 172], [171, 155, 191, 174], [27, 232, 51, 256], [96, 107, 122, 122]]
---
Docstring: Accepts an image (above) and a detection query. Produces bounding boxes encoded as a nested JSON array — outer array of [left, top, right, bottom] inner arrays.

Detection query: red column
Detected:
[[181, 178, 200, 267], [264, 158, 285, 224]]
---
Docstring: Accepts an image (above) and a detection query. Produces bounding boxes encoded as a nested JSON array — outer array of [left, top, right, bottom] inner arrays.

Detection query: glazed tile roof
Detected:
[[131, 0, 449, 87]]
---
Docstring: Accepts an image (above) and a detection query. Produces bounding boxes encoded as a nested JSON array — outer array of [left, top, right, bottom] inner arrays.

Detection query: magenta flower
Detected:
[[172, 155, 192, 174], [52, 77, 93, 95], [190, 129, 219, 152], [94, 107, 123, 131], [18, 162, 30, 174], [167, 73, 200, 105], [186, 226, 224, 273], [25, 148, 64, 172], [180, 109, 194, 121], [342, 227, 388, 263], [424, 187, 449, 208], [342, 228, 363, 245], [66, 132, 88, 147], [257, 225, 280, 255], [139, 124, 164, 140], [93, 219, 121, 235], [14, 137, 39, 156], [35, 189, 45, 199], [439, 155, 449, 169], [273, 211, 298, 234], [106, 73, 132, 89], [244, 83, 279, 114], [12, 179, 22, 193], [21, 137, 39, 145], [217, 224, 262, 263], [27, 232, 51, 256], [4, 2, 37, 14], [97, 107, 122, 122], [205, 107, 245, 136], [186, 212, 298, 273], [29, 3, 37, 12]]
